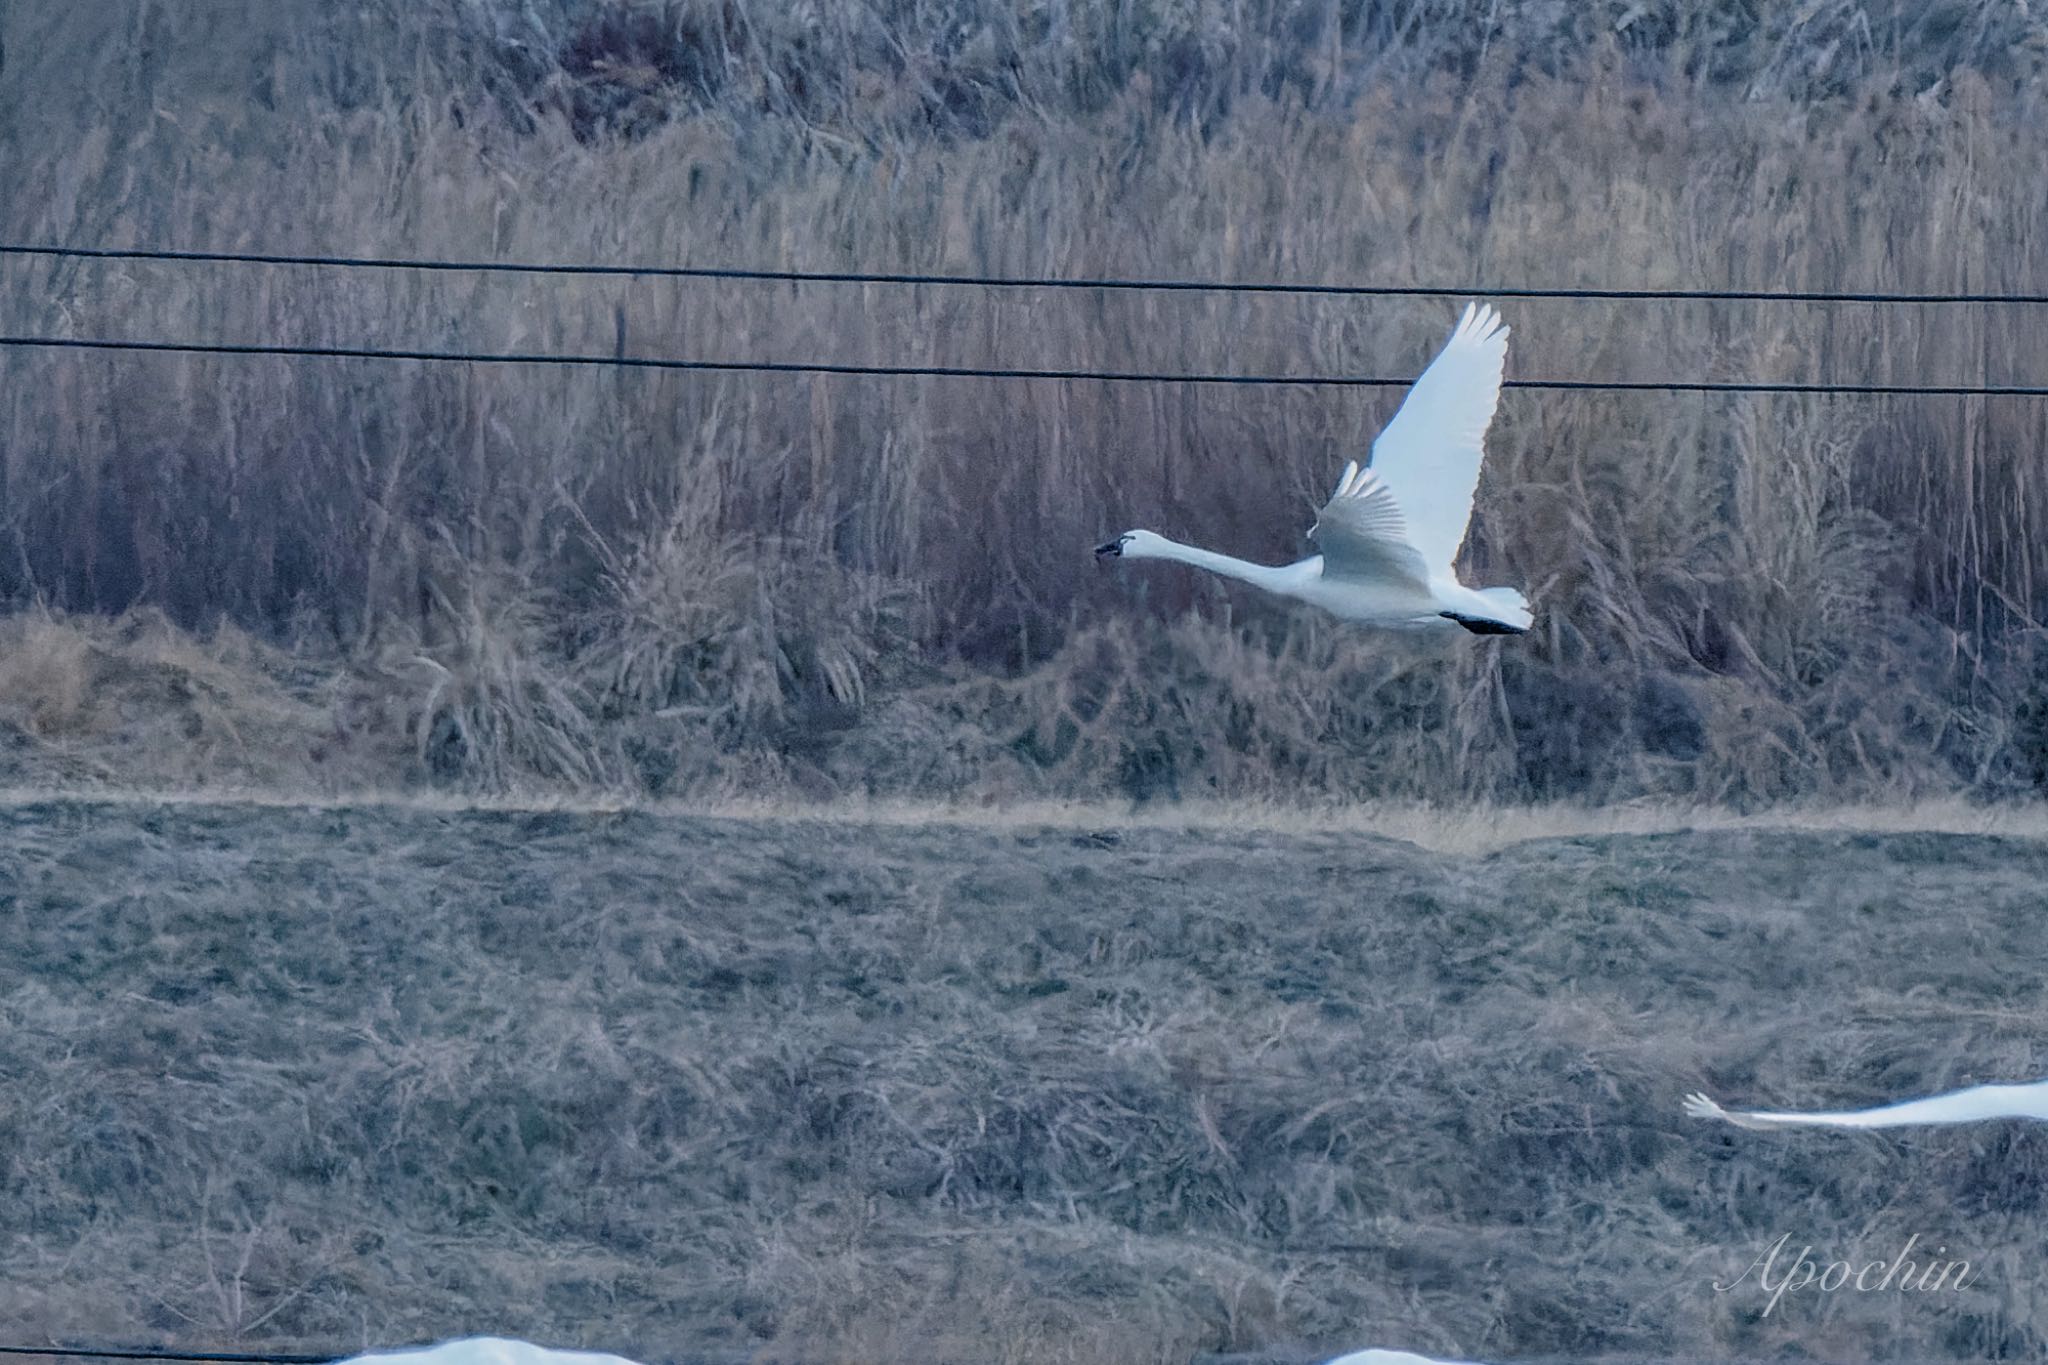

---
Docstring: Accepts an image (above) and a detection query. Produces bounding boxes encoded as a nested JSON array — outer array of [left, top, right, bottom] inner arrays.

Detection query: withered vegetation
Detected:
[[3, 4, 2048, 805]]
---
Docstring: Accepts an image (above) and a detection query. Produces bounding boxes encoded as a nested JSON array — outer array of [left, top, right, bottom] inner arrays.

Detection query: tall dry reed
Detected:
[[1, 1, 2046, 801]]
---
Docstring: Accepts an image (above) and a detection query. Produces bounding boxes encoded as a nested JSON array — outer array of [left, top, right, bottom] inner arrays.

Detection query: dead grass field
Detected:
[[3, 796, 2046, 1363]]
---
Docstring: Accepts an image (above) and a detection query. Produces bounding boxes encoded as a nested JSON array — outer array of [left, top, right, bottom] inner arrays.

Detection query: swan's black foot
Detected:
[[1441, 612, 1527, 635]]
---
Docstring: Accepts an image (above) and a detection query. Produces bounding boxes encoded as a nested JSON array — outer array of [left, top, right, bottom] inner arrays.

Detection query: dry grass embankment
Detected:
[[3, 3, 2048, 808], [3, 798, 2046, 1362]]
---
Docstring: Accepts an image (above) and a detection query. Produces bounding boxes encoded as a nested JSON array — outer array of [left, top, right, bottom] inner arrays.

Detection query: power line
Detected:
[[0, 1350, 746, 1365], [0, 1348, 329, 1364], [0, 1347, 1975, 1365], [0, 1349, 764, 1365], [3, 333, 2045, 396], [4, 243, 2046, 306]]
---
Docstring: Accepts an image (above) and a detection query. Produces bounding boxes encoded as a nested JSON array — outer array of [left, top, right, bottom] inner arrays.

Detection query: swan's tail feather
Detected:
[[1442, 586, 1532, 635]]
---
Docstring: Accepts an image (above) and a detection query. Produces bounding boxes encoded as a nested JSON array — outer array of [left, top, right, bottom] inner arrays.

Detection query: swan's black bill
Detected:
[[1440, 611, 1527, 635], [1095, 537, 1127, 558]]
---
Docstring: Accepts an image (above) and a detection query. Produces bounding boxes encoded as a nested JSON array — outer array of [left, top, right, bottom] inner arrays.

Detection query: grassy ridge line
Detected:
[[0, 601, 2041, 821], [0, 785, 2038, 852]]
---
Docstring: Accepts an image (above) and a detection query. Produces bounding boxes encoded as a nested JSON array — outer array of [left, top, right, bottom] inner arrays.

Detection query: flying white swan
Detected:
[[1096, 302, 1531, 635], [332, 1339, 644, 1365], [1325, 1349, 1484, 1365], [1684, 1079, 2048, 1131]]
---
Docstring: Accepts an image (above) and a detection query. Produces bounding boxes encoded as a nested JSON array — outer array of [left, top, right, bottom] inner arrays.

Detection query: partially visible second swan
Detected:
[[333, 1339, 644, 1365], [1096, 302, 1531, 635], [1685, 1079, 2048, 1131]]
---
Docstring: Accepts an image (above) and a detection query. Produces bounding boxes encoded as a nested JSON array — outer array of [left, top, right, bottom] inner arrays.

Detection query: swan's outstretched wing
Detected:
[[1309, 460, 1433, 587], [1366, 302, 1510, 573], [1685, 1082, 2048, 1131], [1324, 1350, 1481, 1365]]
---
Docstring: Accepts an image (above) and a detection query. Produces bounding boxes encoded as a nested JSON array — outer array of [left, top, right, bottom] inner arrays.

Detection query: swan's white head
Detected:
[[1095, 529, 1171, 560]]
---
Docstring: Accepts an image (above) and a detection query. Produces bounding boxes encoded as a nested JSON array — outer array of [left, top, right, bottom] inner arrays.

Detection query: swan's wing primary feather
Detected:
[[1366, 302, 1510, 573], [1309, 459, 1433, 587], [1685, 1082, 2048, 1131]]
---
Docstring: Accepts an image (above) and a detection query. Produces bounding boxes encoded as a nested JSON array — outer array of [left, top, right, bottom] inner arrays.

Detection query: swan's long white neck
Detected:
[[1126, 534, 1298, 595]]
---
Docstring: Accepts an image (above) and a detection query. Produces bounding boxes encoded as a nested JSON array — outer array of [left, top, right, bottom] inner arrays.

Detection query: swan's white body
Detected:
[[333, 1339, 644, 1365], [1325, 1350, 1483, 1365], [1684, 1080, 2048, 1131], [1097, 302, 1530, 635]]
